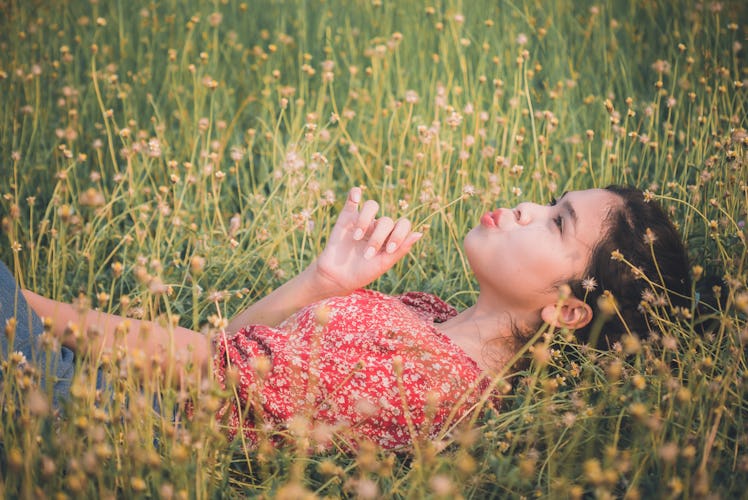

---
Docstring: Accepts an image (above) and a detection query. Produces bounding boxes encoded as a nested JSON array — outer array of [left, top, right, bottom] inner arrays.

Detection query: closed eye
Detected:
[[553, 214, 563, 234]]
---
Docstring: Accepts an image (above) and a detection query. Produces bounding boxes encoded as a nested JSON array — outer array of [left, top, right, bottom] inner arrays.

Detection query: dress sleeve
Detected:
[[396, 292, 458, 323], [210, 325, 284, 444]]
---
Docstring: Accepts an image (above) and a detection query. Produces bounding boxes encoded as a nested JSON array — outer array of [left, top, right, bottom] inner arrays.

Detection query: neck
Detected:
[[436, 294, 538, 372]]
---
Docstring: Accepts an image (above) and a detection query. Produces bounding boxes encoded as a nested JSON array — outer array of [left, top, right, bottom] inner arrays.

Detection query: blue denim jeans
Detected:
[[0, 260, 75, 404]]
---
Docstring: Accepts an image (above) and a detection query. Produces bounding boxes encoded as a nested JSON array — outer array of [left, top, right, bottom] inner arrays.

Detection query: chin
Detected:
[[464, 224, 493, 254], [463, 228, 478, 257], [464, 224, 483, 245], [462, 231, 484, 276]]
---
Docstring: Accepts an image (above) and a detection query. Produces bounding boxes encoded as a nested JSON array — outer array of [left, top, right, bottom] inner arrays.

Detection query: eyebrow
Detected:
[[559, 191, 578, 234]]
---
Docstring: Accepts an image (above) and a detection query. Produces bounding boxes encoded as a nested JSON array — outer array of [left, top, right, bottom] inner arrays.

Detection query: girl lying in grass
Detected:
[[2, 185, 690, 450]]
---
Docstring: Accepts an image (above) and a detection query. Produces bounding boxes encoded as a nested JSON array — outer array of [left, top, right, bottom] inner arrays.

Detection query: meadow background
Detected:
[[1, 0, 746, 497]]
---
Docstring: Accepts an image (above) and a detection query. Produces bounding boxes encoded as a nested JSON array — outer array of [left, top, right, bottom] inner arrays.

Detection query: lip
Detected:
[[480, 209, 502, 228], [480, 208, 519, 228]]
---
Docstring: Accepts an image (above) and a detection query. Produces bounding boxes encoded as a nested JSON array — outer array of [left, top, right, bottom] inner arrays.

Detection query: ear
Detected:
[[540, 296, 593, 330]]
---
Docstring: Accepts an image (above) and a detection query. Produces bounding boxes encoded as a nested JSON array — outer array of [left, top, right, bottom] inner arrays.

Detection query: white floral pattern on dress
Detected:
[[212, 289, 488, 450]]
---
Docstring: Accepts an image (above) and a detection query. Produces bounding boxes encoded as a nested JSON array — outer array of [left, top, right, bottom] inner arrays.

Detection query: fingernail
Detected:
[[364, 246, 376, 260], [351, 188, 361, 203], [353, 228, 364, 240], [412, 232, 423, 241], [386, 242, 397, 254]]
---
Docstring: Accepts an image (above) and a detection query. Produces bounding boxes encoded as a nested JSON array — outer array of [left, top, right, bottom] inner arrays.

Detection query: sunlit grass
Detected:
[[0, 0, 746, 497]]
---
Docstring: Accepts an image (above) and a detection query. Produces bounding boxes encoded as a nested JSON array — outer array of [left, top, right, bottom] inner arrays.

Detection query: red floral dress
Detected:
[[212, 289, 489, 450]]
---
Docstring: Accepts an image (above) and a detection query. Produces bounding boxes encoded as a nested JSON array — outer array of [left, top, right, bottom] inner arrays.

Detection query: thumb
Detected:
[[330, 187, 362, 235], [342, 187, 361, 213]]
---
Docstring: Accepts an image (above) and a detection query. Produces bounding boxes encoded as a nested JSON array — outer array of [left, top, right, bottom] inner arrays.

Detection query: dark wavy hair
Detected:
[[568, 186, 692, 348]]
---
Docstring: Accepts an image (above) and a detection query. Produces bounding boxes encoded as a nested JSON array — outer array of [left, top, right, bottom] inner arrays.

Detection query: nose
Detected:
[[513, 202, 544, 225]]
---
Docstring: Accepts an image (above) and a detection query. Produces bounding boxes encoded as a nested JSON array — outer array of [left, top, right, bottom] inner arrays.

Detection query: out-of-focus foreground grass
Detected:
[[0, 0, 746, 497]]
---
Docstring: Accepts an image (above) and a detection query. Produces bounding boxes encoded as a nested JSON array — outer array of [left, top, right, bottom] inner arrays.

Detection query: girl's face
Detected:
[[464, 189, 621, 311]]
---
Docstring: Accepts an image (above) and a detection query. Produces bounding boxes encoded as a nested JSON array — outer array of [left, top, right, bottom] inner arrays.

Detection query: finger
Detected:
[[363, 216, 395, 259], [353, 200, 379, 240], [383, 218, 412, 254], [343, 187, 361, 213], [389, 231, 423, 259], [331, 188, 362, 232]]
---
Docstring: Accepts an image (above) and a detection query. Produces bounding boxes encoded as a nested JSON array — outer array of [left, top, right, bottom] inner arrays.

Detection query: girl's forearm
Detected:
[[225, 187, 420, 333], [22, 290, 211, 378], [226, 262, 342, 334]]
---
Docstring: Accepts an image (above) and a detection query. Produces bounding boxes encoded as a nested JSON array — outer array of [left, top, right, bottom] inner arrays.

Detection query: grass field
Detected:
[[1, 0, 746, 497]]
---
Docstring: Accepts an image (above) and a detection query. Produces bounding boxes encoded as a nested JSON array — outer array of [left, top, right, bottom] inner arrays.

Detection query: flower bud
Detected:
[[314, 304, 330, 325], [190, 255, 206, 275]]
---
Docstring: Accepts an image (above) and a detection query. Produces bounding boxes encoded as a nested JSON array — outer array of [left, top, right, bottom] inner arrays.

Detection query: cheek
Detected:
[[464, 233, 526, 281], [464, 229, 577, 284], [505, 240, 574, 289]]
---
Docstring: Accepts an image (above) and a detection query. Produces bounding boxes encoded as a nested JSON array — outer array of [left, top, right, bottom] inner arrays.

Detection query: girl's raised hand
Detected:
[[311, 187, 422, 296]]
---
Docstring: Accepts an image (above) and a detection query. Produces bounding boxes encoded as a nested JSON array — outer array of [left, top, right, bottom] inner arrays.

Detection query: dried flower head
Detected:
[[581, 277, 598, 292], [643, 228, 657, 245]]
